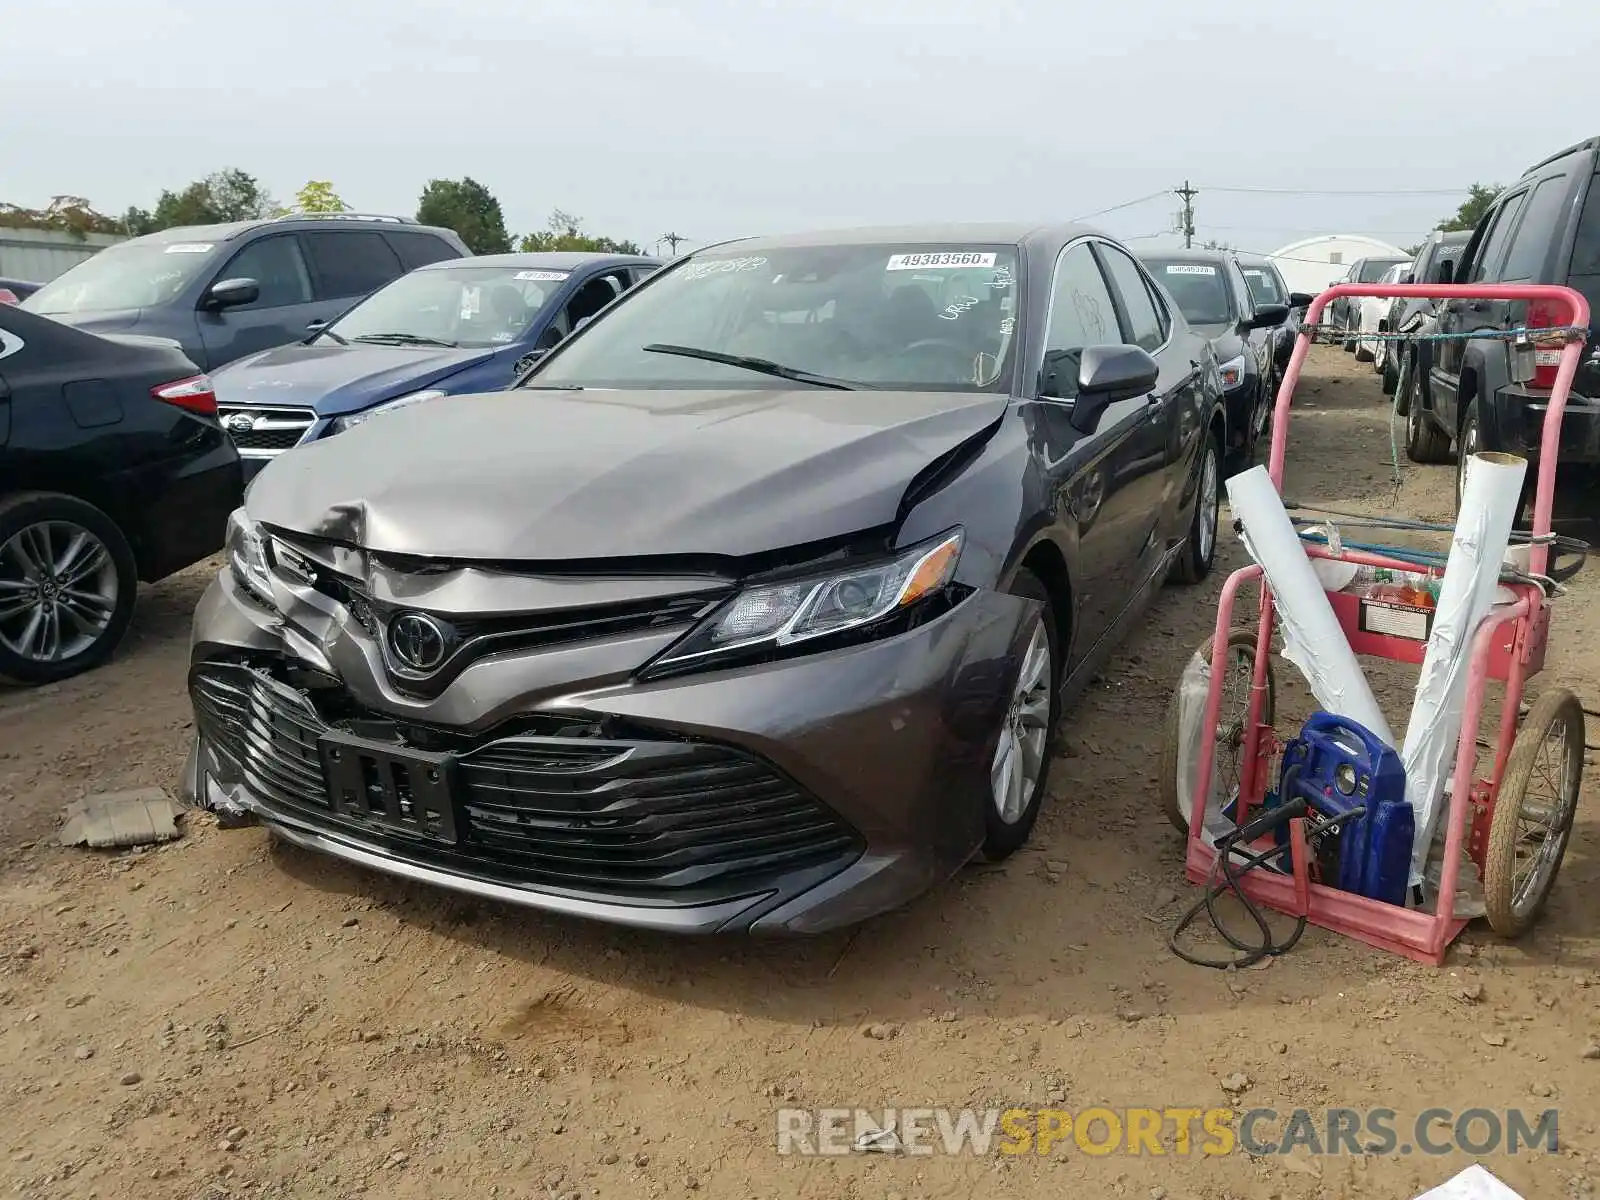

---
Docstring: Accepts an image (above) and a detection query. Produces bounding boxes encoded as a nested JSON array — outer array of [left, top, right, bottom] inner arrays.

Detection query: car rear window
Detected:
[[388, 230, 462, 271]]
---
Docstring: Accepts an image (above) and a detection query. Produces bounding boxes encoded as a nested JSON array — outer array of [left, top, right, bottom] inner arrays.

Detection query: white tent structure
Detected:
[[1268, 234, 1411, 295]]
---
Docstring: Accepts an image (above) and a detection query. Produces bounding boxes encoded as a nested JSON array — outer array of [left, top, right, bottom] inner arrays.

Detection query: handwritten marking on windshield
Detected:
[[680, 256, 768, 281], [987, 266, 1014, 290], [939, 295, 981, 321]]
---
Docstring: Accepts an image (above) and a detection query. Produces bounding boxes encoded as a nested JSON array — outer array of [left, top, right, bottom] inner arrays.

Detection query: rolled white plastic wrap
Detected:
[[1226, 466, 1395, 745], [1402, 451, 1527, 887]]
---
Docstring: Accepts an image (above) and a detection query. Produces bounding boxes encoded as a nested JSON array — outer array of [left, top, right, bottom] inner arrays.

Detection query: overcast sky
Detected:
[[6, 0, 1598, 258]]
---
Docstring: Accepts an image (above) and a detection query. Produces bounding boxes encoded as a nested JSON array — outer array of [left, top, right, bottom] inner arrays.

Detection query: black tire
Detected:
[[1455, 397, 1483, 512], [0, 492, 139, 686], [1159, 629, 1278, 835], [1353, 329, 1374, 363], [1170, 430, 1221, 585], [977, 567, 1060, 862], [1381, 341, 1400, 396], [1405, 384, 1453, 464], [1483, 689, 1583, 938], [1394, 347, 1413, 416]]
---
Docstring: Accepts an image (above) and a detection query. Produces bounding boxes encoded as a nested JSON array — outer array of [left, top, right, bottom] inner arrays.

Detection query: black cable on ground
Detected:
[[1170, 769, 1367, 969]]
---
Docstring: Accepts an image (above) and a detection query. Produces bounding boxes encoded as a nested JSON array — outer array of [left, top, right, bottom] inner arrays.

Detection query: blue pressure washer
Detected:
[[1275, 712, 1413, 907]]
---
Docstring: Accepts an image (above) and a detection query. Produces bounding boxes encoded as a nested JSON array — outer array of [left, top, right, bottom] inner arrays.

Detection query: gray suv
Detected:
[[21, 214, 470, 371]]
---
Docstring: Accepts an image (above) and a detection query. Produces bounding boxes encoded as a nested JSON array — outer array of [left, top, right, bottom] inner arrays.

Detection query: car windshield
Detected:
[[526, 243, 1021, 391], [1143, 259, 1234, 325], [330, 265, 569, 348], [21, 240, 215, 313], [1239, 264, 1286, 306], [1356, 259, 1408, 283]]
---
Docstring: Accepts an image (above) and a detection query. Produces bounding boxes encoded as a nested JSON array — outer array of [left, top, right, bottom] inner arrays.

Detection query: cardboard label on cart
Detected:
[[1359, 598, 1433, 641]]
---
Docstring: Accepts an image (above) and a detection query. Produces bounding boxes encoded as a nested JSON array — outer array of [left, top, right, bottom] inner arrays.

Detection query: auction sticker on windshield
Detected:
[[886, 252, 997, 271], [1165, 264, 1216, 275], [515, 270, 568, 281], [164, 243, 214, 254]]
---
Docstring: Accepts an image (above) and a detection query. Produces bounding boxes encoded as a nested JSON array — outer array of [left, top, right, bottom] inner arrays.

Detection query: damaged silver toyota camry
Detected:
[[183, 223, 1226, 934]]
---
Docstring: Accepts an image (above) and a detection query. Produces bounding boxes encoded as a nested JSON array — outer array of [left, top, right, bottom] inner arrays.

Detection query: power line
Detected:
[[1200, 185, 1468, 197], [1070, 190, 1171, 221]]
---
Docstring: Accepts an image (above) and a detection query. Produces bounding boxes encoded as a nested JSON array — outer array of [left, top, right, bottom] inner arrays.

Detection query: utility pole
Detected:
[[1174, 181, 1197, 249], [660, 232, 687, 255]]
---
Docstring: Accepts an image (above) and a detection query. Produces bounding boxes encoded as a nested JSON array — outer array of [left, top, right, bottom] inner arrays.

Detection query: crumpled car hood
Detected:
[[245, 386, 1009, 561]]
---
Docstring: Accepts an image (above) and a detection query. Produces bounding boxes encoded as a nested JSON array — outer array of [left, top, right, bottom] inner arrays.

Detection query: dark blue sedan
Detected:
[[212, 252, 661, 479]]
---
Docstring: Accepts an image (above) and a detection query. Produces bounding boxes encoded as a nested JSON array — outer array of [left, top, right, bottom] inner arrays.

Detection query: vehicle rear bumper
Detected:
[[1494, 385, 1600, 465], [130, 447, 243, 581]]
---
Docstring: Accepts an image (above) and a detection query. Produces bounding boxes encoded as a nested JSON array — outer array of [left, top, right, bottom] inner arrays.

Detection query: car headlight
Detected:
[[1218, 354, 1249, 390], [225, 508, 274, 606], [329, 389, 447, 434], [647, 528, 964, 673]]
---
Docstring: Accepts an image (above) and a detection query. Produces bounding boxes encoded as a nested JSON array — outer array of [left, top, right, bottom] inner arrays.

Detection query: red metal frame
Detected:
[[1185, 283, 1591, 965]]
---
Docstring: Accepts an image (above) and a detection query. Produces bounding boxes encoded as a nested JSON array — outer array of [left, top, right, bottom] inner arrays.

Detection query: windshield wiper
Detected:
[[307, 327, 348, 346], [351, 333, 458, 348], [641, 344, 856, 390]]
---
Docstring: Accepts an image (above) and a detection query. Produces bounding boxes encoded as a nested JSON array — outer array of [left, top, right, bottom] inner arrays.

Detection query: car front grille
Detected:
[[216, 405, 317, 455], [190, 663, 862, 900], [314, 575, 726, 696]]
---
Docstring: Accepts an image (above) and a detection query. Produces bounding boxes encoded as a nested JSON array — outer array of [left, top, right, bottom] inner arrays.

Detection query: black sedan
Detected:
[[1139, 248, 1289, 468], [183, 222, 1225, 934], [0, 277, 41, 304], [1383, 230, 1470, 400], [0, 304, 242, 684]]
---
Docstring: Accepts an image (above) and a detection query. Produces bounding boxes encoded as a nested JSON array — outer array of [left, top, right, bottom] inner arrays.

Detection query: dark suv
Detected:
[[20, 214, 469, 372], [1406, 138, 1600, 503]]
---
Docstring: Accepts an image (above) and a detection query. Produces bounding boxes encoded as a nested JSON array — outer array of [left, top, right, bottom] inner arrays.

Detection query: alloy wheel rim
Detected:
[[991, 622, 1051, 824], [0, 521, 119, 663], [1511, 717, 1578, 921], [1197, 442, 1219, 563]]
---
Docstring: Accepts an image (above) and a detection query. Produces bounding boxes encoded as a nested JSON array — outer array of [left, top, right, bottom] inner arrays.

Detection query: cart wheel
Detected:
[[1159, 629, 1277, 834], [1483, 689, 1584, 938]]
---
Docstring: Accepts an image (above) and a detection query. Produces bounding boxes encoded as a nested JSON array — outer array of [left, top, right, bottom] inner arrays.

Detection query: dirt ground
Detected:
[[4, 346, 1600, 1200]]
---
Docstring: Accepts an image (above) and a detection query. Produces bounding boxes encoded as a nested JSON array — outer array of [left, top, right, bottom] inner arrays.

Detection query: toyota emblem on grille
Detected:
[[387, 612, 449, 672], [224, 412, 258, 435]]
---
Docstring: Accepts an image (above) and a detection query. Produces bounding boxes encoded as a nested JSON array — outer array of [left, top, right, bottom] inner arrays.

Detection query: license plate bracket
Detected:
[[319, 733, 459, 844]]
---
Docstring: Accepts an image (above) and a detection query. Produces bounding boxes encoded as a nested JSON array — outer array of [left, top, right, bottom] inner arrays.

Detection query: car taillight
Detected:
[[152, 374, 218, 416], [1526, 301, 1563, 391], [0, 289, 18, 305]]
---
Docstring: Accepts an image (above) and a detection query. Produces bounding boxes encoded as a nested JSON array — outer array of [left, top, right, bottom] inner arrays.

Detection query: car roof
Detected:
[[699, 221, 1104, 253], [1522, 136, 1600, 178], [126, 214, 457, 247], [418, 251, 662, 272]]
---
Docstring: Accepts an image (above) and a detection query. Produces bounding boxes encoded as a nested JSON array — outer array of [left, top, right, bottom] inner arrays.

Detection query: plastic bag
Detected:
[[1174, 649, 1242, 850]]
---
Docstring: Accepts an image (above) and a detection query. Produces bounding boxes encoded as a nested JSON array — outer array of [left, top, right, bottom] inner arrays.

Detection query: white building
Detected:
[[1267, 234, 1411, 295]]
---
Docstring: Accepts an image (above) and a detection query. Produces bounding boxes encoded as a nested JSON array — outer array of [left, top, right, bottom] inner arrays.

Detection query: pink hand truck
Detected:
[[1166, 282, 1591, 967]]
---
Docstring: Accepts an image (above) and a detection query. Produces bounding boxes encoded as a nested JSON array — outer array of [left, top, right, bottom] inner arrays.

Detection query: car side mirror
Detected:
[[1287, 292, 1315, 308], [1058, 345, 1159, 434], [574, 315, 595, 334], [205, 277, 259, 310], [1245, 303, 1290, 330]]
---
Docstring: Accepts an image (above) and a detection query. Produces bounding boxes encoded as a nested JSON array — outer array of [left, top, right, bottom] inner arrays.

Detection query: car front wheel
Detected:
[[978, 567, 1060, 862], [1169, 431, 1221, 585], [0, 493, 139, 686]]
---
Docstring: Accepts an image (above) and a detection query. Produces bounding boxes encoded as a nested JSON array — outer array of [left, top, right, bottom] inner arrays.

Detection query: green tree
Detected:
[[416, 177, 511, 254], [1436, 183, 1500, 233], [281, 180, 349, 215], [139, 168, 276, 232], [518, 208, 641, 254]]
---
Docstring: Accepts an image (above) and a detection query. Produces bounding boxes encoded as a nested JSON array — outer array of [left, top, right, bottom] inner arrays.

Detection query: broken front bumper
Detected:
[[183, 571, 1036, 934]]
